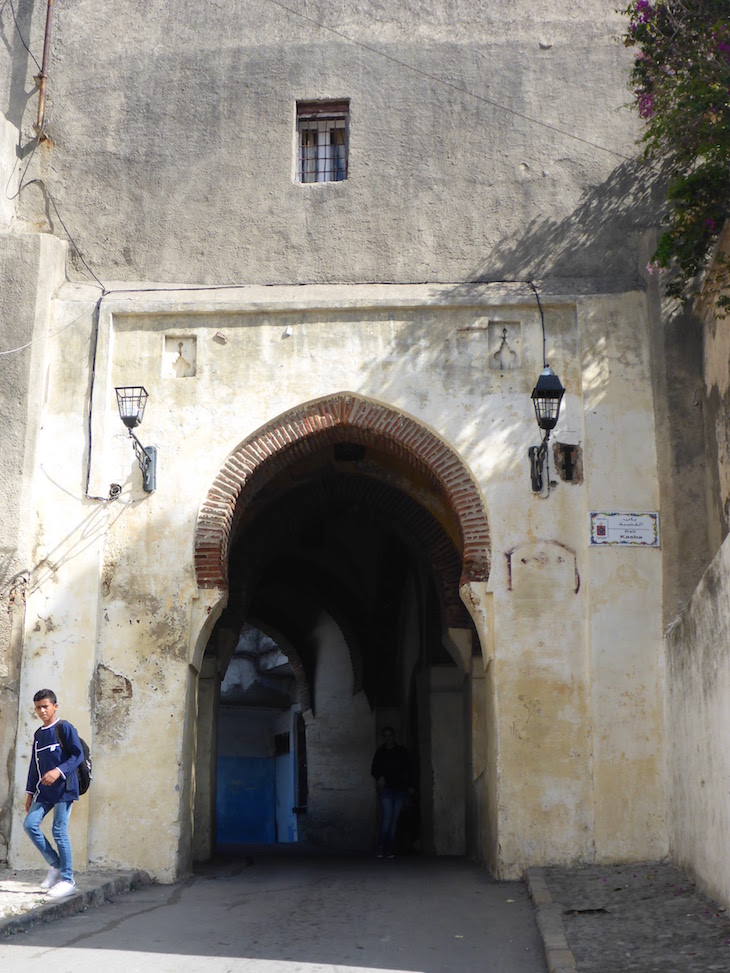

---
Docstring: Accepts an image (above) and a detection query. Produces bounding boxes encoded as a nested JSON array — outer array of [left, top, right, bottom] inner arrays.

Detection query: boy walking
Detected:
[[23, 689, 84, 898]]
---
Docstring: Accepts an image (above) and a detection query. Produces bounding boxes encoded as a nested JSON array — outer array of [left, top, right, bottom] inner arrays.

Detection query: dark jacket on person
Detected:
[[26, 719, 84, 804], [371, 742, 411, 791]]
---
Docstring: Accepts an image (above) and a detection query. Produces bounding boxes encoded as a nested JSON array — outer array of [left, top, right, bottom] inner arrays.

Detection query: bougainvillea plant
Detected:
[[623, 1, 730, 310]]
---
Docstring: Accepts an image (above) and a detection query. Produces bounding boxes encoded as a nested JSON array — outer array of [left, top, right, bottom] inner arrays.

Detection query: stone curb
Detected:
[[0, 870, 152, 938], [525, 867, 577, 973]]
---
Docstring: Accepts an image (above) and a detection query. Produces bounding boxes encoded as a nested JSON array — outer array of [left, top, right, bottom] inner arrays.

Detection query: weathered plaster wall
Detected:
[[656, 227, 730, 910], [0, 233, 65, 862], [700, 224, 730, 559], [467, 657, 491, 865], [3, 2, 653, 290], [2, 1, 672, 880], [9, 279, 665, 878], [0, 114, 16, 230], [580, 295, 665, 863], [429, 667, 466, 855], [192, 659, 218, 862], [665, 534, 730, 909], [644, 251, 709, 626], [481, 293, 665, 875], [304, 613, 375, 851]]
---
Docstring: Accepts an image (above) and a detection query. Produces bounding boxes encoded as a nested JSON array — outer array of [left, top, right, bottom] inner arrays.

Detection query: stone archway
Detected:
[[194, 392, 492, 593], [191, 392, 494, 861]]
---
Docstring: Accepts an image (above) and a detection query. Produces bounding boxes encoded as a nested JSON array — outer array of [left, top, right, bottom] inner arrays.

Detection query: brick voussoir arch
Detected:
[[195, 393, 491, 591]]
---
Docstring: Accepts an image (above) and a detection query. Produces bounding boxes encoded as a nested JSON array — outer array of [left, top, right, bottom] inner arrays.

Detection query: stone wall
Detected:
[[699, 223, 730, 557], [665, 534, 730, 908], [6, 280, 667, 879], [2, 2, 650, 291], [305, 613, 375, 851], [660, 227, 730, 910], [1, 1, 674, 881], [0, 233, 65, 862]]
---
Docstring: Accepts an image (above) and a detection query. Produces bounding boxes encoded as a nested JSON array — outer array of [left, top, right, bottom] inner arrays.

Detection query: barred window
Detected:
[[297, 101, 349, 183]]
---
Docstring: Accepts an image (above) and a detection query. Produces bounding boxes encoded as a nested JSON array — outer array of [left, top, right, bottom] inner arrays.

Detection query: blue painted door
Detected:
[[216, 755, 275, 844], [275, 752, 297, 842]]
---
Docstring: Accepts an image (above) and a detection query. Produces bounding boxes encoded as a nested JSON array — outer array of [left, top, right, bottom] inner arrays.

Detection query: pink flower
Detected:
[[637, 91, 654, 118]]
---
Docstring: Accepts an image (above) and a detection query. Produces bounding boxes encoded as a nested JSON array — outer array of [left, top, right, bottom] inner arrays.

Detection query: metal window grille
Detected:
[[297, 101, 349, 183]]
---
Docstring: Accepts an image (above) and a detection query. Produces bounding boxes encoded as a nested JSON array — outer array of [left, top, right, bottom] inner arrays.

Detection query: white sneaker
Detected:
[[40, 867, 61, 890], [46, 879, 77, 898]]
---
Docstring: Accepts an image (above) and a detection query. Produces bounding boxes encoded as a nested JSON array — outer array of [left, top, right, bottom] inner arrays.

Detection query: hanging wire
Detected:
[[527, 280, 547, 368], [262, 0, 630, 162], [84, 293, 118, 502], [0, 301, 99, 358], [26, 179, 107, 291], [5, 135, 41, 203], [0, 0, 567, 505], [6, 0, 42, 72]]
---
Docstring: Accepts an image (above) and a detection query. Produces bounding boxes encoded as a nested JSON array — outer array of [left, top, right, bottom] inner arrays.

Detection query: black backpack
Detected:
[[55, 722, 93, 796]]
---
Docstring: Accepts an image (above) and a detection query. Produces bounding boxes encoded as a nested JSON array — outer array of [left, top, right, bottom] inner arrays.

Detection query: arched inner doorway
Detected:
[[192, 395, 491, 861]]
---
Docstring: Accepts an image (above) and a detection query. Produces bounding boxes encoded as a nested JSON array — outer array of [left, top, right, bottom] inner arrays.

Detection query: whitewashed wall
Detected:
[[7, 280, 666, 879], [2, 0, 673, 881], [665, 499, 730, 909]]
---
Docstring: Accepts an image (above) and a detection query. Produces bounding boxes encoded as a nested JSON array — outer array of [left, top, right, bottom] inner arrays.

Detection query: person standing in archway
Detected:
[[371, 726, 411, 859]]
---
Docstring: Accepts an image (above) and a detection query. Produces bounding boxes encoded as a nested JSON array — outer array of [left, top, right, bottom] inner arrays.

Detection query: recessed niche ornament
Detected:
[[488, 321, 521, 370], [164, 336, 196, 377]]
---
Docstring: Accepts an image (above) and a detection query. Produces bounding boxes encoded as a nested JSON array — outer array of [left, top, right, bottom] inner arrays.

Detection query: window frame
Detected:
[[295, 100, 350, 185]]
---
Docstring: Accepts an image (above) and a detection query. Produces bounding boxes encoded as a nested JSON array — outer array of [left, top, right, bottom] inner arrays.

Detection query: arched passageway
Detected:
[[192, 394, 491, 861]]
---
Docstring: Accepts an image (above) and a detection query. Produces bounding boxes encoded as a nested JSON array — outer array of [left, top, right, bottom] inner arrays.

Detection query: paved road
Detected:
[[0, 849, 546, 973]]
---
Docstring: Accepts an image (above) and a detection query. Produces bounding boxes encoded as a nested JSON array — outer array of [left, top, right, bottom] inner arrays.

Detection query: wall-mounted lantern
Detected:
[[528, 365, 565, 493], [115, 386, 157, 492]]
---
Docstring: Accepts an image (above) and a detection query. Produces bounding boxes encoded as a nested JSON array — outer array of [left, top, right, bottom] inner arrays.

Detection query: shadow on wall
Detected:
[[462, 158, 670, 290]]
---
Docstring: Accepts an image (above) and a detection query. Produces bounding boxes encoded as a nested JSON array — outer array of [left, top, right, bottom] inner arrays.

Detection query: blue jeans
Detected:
[[23, 800, 74, 883], [377, 788, 406, 855]]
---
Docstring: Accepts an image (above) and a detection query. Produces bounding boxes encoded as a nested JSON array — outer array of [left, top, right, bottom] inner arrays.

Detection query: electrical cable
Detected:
[[0, 278, 545, 356], [0, 301, 100, 358], [84, 292, 117, 502], [0, 1, 632, 336], [21, 178, 107, 291], [3, 1, 105, 295], [0, 164, 106, 358], [262, 0, 631, 162], [0, 5, 575, 513], [527, 280, 547, 367], [6, 0, 42, 72], [5, 134, 41, 201], [5, 142, 106, 294]]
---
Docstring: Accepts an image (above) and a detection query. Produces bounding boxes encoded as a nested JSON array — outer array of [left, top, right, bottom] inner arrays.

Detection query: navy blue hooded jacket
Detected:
[[26, 719, 84, 804]]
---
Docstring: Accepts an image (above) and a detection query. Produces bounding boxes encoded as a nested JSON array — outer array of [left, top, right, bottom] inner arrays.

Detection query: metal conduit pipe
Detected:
[[35, 0, 55, 139]]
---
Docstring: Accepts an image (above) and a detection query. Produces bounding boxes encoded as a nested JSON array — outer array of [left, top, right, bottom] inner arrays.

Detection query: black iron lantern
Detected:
[[528, 366, 565, 493], [115, 386, 157, 492], [531, 366, 565, 432], [115, 386, 148, 429]]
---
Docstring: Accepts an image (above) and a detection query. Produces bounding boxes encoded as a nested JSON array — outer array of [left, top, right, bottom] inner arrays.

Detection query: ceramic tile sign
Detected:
[[589, 511, 660, 547]]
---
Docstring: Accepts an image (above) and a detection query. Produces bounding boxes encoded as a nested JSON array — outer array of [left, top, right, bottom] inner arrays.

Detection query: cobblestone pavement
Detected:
[[530, 862, 730, 973]]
